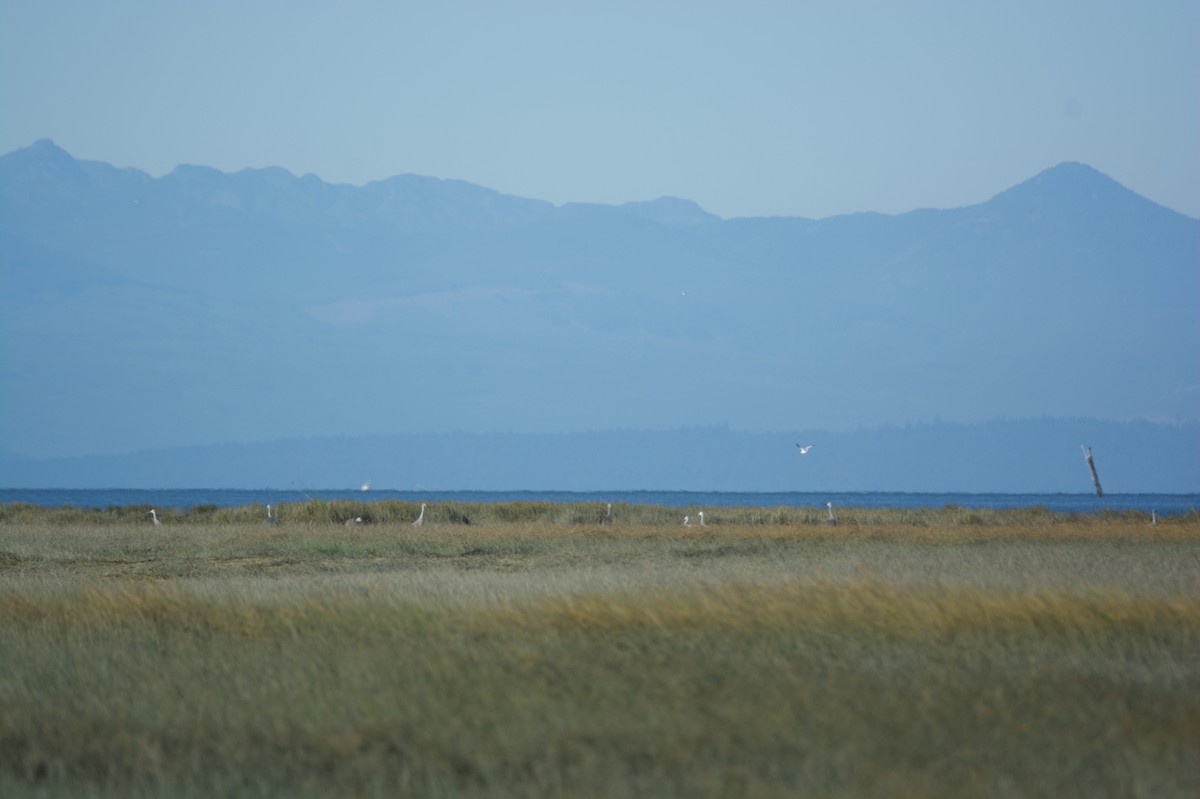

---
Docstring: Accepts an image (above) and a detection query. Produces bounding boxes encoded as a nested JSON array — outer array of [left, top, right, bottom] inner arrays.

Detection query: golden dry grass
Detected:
[[2, 506, 1199, 797]]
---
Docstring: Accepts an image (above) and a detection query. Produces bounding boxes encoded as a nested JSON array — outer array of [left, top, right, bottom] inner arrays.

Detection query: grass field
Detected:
[[2, 501, 1198, 797]]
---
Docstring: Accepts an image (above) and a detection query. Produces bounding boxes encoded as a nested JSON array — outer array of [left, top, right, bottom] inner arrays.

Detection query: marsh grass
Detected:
[[3, 499, 1194, 528], [2, 505, 1199, 797]]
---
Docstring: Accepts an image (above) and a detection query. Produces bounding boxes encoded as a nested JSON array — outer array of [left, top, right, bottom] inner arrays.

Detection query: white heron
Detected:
[[796, 444, 814, 454], [265, 504, 276, 525], [412, 503, 426, 527], [683, 515, 692, 527], [601, 503, 613, 525], [824, 501, 838, 526], [698, 511, 707, 527], [149, 508, 162, 527], [1151, 509, 1157, 526]]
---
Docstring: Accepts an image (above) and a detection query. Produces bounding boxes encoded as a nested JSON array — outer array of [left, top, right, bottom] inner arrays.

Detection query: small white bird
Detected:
[[796, 444, 814, 454], [824, 501, 838, 526], [265, 504, 276, 525], [1151, 509, 1157, 526], [698, 511, 707, 527], [149, 508, 161, 527], [360, 481, 371, 492], [601, 503, 613, 525], [683, 515, 692, 527], [412, 503, 426, 527]]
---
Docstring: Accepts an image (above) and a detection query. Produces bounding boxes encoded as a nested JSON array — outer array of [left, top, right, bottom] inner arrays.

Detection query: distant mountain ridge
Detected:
[[13, 140, 1186, 231], [2, 419, 1196, 493], [1, 141, 1197, 491]]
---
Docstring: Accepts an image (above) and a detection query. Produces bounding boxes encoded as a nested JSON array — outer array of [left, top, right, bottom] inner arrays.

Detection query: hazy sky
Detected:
[[2, 0, 1197, 220]]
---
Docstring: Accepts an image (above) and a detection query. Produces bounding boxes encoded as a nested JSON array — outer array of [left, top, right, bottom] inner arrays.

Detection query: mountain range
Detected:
[[0, 140, 1197, 490]]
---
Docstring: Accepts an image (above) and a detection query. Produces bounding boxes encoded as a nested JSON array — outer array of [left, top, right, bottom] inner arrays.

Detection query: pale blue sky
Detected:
[[2, 0, 1197, 219]]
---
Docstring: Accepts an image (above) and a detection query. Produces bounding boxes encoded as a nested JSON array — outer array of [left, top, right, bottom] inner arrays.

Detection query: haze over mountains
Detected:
[[0, 140, 1196, 491]]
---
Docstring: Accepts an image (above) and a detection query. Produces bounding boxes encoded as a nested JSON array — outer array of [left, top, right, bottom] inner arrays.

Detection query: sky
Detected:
[[1, 0, 1197, 220]]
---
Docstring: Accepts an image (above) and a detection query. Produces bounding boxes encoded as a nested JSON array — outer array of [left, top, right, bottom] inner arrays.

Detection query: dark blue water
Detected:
[[1, 489, 1196, 516]]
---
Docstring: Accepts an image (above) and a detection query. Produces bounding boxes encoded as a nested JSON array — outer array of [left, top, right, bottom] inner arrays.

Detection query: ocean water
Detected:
[[1, 489, 1196, 516]]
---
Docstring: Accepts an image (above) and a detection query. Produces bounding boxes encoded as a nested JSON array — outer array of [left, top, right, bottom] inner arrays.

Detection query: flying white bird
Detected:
[[412, 503, 426, 527], [796, 444, 814, 454], [360, 481, 371, 492]]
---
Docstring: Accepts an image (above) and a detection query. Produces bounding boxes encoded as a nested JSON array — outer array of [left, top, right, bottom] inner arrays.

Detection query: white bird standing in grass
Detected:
[[824, 501, 837, 526], [265, 504, 276, 525], [149, 509, 161, 526], [601, 503, 613, 525], [683, 515, 692, 527], [412, 503, 426, 527], [698, 511, 707, 527], [796, 444, 814, 454]]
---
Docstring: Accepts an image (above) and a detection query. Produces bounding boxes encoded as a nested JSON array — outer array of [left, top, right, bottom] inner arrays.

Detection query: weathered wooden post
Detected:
[[1080, 445, 1103, 497]]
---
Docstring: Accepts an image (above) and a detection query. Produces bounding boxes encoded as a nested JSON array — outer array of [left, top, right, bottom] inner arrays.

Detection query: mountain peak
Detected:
[[619, 196, 719, 227], [1025, 161, 1125, 193], [27, 138, 71, 157], [983, 161, 1177, 218], [0, 138, 89, 186]]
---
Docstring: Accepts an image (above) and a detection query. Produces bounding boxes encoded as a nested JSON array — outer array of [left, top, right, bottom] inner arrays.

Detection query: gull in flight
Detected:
[[796, 444, 814, 454], [412, 503, 426, 527]]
